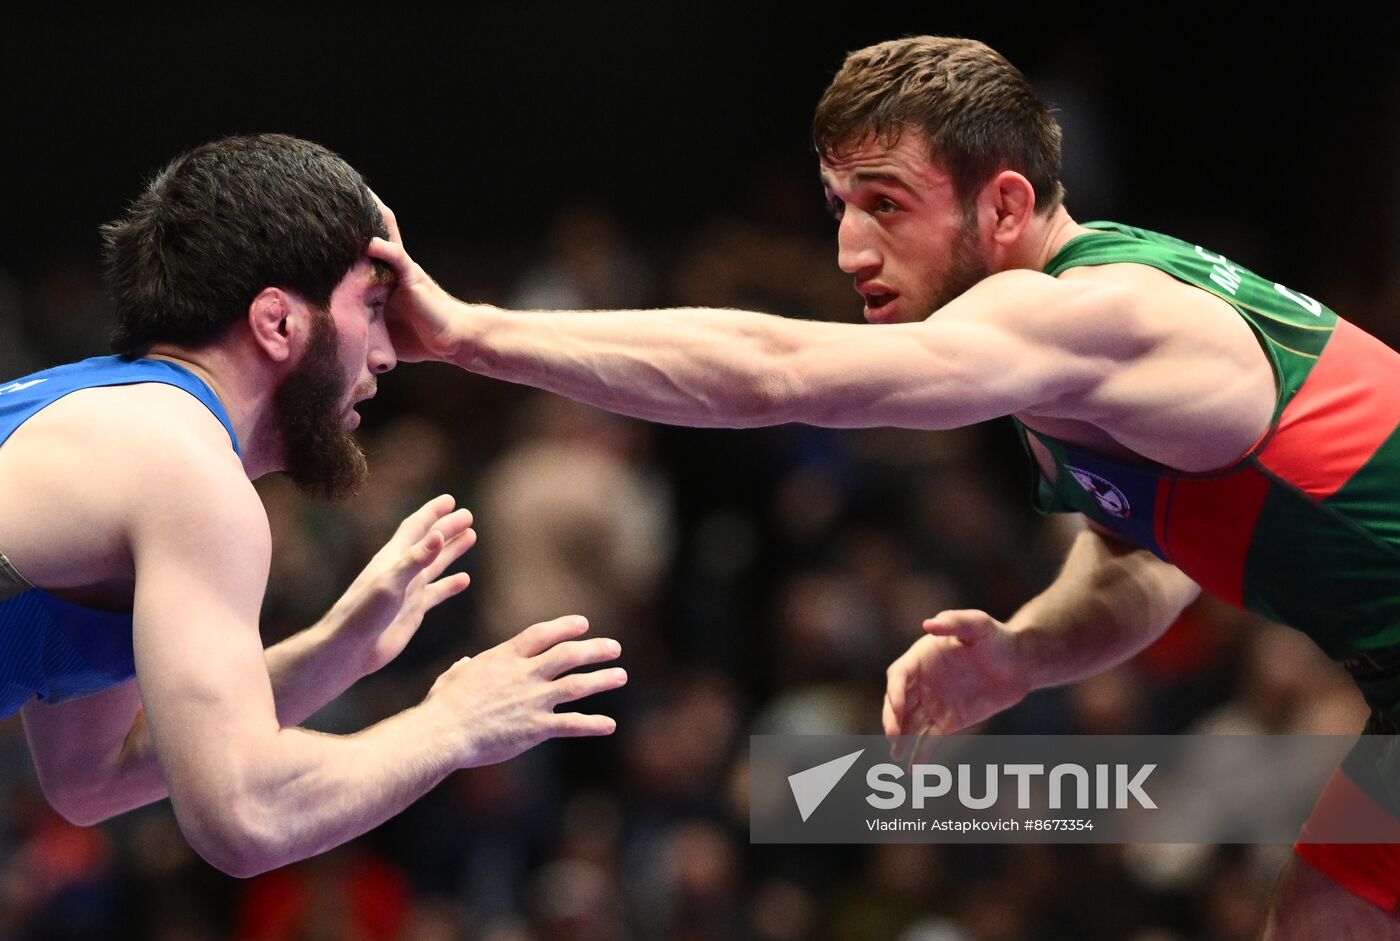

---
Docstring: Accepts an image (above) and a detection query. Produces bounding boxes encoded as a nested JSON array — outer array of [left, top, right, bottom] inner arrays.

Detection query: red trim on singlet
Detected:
[[1151, 477, 1171, 555], [1258, 319, 1400, 499], [1158, 468, 1272, 606], [1296, 768, 1400, 911]]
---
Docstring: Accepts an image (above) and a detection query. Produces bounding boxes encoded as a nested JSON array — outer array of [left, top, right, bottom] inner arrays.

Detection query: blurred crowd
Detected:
[[1, 78, 1398, 941]]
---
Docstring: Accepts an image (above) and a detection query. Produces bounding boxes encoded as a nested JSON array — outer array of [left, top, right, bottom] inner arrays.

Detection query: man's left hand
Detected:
[[328, 494, 475, 676]]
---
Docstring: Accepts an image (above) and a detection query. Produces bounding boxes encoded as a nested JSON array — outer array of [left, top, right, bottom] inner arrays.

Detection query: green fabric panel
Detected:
[[1242, 471, 1400, 658]]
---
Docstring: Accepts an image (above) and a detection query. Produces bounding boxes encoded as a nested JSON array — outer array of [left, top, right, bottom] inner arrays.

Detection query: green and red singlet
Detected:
[[1015, 221, 1400, 908]]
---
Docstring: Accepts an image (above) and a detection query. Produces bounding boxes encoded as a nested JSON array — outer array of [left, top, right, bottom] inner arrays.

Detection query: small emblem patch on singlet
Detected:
[[0, 379, 47, 396], [1066, 466, 1132, 518]]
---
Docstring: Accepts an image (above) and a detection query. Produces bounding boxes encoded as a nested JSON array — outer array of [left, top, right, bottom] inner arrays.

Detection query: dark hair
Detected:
[[102, 133, 386, 355], [813, 37, 1064, 213]]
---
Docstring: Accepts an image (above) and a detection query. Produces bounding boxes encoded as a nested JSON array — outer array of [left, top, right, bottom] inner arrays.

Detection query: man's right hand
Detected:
[[366, 192, 469, 364], [425, 615, 627, 768], [882, 609, 1031, 761]]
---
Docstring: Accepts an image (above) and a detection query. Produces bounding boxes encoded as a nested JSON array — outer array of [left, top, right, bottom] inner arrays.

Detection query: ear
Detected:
[[978, 170, 1037, 247], [247, 287, 300, 364]]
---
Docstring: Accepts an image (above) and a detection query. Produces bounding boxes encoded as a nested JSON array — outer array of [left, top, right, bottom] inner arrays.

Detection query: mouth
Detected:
[[346, 386, 375, 429], [859, 288, 900, 320]]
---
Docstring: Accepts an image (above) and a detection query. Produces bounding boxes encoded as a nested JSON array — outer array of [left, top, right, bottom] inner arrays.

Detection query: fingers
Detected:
[[536, 637, 622, 678], [432, 507, 475, 544], [908, 727, 943, 768], [406, 529, 445, 569], [550, 666, 628, 705], [548, 713, 618, 738], [421, 525, 477, 582], [397, 494, 459, 542], [886, 654, 917, 759], [424, 571, 472, 608], [892, 710, 933, 764], [923, 609, 994, 643], [885, 666, 908, 736], [394, 500, 475, 583], [510, 615, 590, 658], [368, 236, 412, 277], [366, 188, 402, 243], [891, 688, 924, 764]]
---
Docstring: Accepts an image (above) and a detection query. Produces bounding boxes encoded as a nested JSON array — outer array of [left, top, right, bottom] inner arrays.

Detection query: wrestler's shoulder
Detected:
[[26, 381, 238, 465]]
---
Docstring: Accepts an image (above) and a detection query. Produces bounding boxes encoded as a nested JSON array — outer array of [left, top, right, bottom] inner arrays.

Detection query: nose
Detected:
[[369, 319, 397, 375], [836, 209, 880, 276]]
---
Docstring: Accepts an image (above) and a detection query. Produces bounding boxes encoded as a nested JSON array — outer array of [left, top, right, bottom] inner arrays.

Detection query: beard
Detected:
[[925, 211, 992, 315], [273, 308, 369, 501]]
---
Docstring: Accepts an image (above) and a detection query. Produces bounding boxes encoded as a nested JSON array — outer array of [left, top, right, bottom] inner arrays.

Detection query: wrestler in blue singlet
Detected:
[[0, 357, 239, 717]]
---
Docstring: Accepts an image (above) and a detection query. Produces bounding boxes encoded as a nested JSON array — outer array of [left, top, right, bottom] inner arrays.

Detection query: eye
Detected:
[[826, 196, 845, 221], [875, 196, 900, 214]]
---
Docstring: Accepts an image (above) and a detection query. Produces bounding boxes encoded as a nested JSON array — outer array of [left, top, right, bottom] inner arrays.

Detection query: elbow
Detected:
[[45, 791, 110, 829], [735, 360, 797, 427], [203, 851, 273, 881], [37, 775, 120, 828], [195, 837, 269, 879], [178, 794, 286, 879]]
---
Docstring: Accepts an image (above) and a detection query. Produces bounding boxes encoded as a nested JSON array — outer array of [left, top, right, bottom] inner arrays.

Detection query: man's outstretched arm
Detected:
[[883, 522, 1201, 753], [368, 216, 1133, 431]]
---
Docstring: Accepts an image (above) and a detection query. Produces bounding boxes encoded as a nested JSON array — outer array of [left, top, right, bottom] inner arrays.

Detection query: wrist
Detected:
[[1005, 619, 1063, 693], [306, 605, 378, 683], [413, 693, 471, 771], [449, 301, 497, 370]]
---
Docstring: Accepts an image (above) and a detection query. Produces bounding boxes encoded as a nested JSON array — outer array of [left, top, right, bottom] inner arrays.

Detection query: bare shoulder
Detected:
[[1053, 262, 1239, 336], [1043, 263, 1276, 469], [928, 268, 1157, 363], [0, 382, 266, 586], [92, 386, 266, 537], [22, 382, 246, 486]]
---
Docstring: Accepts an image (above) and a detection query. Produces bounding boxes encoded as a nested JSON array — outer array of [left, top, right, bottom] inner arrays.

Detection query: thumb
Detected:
[[922, 610, 995, 643]]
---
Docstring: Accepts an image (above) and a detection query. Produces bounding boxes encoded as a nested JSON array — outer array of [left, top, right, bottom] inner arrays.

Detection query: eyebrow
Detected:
[[368, 260, 398, 290], [853, 171, 912, 190], [820, 170, 912, 192]]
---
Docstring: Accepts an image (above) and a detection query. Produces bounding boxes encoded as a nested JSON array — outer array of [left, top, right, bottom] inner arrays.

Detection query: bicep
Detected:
[[783, 271, 1131, 429]]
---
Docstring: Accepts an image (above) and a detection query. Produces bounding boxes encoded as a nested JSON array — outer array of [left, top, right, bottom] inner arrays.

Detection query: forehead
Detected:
[[332, 258, 395, 299], [818, 131, 952, 193]]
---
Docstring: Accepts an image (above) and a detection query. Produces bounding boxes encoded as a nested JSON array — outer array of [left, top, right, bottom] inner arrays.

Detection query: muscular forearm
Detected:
[[262, 613, 374, 728], [99, 615, 371, 820], [173, 701, 460, 877], [453, 302, 848, 428], [1008, 525, 1201, 691]]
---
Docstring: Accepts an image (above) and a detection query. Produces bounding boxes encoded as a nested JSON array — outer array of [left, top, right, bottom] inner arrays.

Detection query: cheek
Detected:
[[337, 318, 370, 356]]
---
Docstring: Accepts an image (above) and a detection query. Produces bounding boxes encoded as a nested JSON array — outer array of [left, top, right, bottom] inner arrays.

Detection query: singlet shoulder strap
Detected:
[[0, 551, 34, 603]]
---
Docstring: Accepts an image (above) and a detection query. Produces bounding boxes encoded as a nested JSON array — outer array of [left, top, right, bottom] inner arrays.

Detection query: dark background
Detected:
[[0, 9, 1398, 941], [6, 9, 1398, 290]]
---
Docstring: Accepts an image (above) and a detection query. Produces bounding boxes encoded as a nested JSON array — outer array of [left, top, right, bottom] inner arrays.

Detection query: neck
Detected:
[[142, 339, 284, 479], [1003, 206, 1096, 274]]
